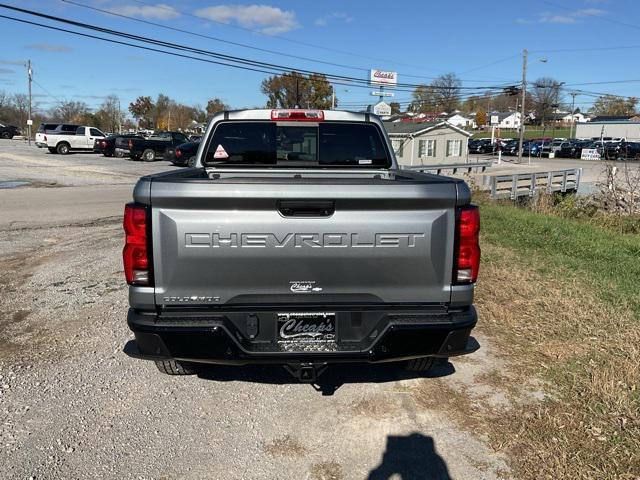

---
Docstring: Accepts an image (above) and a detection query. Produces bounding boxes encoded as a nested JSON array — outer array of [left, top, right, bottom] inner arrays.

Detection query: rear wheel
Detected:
[[155, 360, 196, 375], [142, 148, 155, 162], [1, 131, 10, 139], [187, 156, 197, 167], [56, 142, 70, 155], [404, 357, 436, 372]]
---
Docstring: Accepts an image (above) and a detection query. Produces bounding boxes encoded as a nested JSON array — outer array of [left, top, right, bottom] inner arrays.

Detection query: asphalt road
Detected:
[[0, 140, 510, 479]]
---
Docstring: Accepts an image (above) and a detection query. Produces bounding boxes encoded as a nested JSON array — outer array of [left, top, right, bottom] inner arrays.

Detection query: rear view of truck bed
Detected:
[[123, 109, 480, 381]]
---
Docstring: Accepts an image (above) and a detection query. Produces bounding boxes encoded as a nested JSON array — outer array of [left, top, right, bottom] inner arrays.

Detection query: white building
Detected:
[[575, 121, 640, 140], [444, 113, 476, 129], [490, 112, 521, 129], [384, 121, 472, 165]]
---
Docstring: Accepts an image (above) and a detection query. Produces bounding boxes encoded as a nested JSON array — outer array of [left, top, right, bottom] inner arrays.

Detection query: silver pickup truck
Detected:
[[123, 109, 480, 382]]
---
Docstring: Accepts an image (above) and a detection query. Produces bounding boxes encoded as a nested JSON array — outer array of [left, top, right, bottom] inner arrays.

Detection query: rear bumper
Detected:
[[124, 306, 479, 365]]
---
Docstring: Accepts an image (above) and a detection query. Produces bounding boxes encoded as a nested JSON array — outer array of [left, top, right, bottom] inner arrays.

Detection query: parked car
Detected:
[[94, 134, 143, 157], [469, 138, 495, 154], [167, 141, 200, 167], [521, 141, 542, 157], [122, 108, 481, 381], [557, 140, 590, 158], [188, 135, 202, 142], [501, 140, 519, 155], [0, 123, 20, 139], [35, 123, 61, 147], [541, 140, 572, 156], [124, 131, 190, 161], [35, 125, 106, 154]]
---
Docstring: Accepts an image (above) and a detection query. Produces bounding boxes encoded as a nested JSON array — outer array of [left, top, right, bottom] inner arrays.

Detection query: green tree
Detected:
[[261, 71, 334, 109], [590, 95, 638, 116], [206, 98, 229, 117], [128, 96, 154, 128]]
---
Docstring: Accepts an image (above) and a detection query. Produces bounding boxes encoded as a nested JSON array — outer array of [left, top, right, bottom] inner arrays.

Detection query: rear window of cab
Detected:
[[203, 121, 391, 168]]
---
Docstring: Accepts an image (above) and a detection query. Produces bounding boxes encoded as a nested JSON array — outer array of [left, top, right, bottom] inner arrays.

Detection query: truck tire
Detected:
[[56, 142, 70, 155], [48, 147, 57, 154], [142, 149, 156, 162], [404, 357, 435, 372], [187, 156, 197, 167], [1, 131, 10, 139], [155, 360, 196, 375]]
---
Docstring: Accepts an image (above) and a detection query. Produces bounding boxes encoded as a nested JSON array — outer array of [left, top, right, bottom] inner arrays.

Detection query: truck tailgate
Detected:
[[149, 177, 457, 307]]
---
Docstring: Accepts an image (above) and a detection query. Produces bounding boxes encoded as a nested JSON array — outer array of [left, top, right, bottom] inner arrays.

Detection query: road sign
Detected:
[[26, 119, 33, 126], [371, 91, 394, 97], [490, 115, 499, 126], [370, 69, 398, 86], [373, 101, 392, 116], [581, 148, 601, 161]]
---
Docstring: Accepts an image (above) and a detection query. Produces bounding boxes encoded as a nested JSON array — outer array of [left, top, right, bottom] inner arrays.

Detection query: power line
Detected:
[[0, 5, 515, 94], [65, 0, 518, 84]]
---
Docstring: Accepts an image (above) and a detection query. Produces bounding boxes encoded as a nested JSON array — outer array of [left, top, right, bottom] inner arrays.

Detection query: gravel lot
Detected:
[[0, 140, 512, 479]]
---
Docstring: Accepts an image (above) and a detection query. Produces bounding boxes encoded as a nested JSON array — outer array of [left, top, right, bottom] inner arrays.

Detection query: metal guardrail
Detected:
[[402, 161, 492, 175], [489, 168, 582, 200]]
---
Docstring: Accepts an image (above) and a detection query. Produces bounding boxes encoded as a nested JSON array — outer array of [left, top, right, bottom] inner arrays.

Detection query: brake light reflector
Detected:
[[128, 139, 133, 149], [123, 203, 151, 285], [271, 109, 324, 121], [175, 148, 183, 158], [454, 205, 480, 283]]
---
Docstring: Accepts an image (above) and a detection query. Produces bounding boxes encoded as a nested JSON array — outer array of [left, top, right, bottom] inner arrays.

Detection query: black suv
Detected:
[[0, 123, 20, 139]]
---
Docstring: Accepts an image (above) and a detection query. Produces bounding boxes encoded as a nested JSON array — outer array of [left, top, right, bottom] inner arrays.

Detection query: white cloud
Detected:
[[25, 43, 73, 53], [537, 7, 606, 24], [108, 3, 180, 20], [195, 4, 299, 35], [314, 12, 353, 27]]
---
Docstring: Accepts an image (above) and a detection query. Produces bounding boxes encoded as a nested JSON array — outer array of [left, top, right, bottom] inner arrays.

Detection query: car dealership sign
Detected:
[[370, 69, 398, 86]]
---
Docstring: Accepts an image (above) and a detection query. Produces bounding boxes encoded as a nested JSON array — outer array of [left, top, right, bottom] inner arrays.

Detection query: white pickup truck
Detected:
[[35, 124, 105, 154]]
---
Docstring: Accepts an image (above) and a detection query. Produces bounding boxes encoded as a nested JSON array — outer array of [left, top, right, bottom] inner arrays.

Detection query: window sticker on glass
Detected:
[[213, 144, 229, 159], [358, 159, 372, 165]]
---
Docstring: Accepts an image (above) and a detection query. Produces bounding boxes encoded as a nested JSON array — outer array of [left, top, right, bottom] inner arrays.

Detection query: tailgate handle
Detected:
[[278, 200, 335, 217]]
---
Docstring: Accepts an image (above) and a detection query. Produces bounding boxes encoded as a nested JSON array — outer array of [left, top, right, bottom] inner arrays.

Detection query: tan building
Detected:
[[384, 121, 472, 165]]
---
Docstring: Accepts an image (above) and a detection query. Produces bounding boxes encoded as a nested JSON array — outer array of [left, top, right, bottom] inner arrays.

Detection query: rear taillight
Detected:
[[271, 109, 324, 121], [128, 139, 133, 149], [175, 148, 182, 158], [100, 140, 106, 148], [123, 203, 151, 285], [454, 205, 480, 284]]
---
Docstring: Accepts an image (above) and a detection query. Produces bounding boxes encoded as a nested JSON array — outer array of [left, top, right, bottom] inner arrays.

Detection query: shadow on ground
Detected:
[[196, 359, 455, 395], [367, 433, 451, 480]]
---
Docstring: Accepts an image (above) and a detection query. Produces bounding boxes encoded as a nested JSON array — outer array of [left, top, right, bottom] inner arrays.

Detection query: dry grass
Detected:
[[474, 242, 640, 479]]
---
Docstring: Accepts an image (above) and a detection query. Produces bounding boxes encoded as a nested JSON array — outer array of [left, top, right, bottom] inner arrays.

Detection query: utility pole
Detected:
[[331, 85, 335, 110], [569, 92, 577, 139], [517, 49, 528, 164], [27, 60, 32, 146]]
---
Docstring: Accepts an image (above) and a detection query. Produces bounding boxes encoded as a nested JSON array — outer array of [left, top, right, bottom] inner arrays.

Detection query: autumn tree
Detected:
[[128, 96, 154, 128], [261, 71, 334, 109], [206, 98, 229, 117], [590, 95, 638, 116], [475, 108, 487, 127]]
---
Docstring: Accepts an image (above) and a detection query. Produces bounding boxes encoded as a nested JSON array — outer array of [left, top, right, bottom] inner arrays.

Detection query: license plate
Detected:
[[277, 312, 336, 342]]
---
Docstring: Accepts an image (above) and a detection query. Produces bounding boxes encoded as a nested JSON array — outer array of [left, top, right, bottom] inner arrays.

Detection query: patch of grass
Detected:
[[471, 205, 640, 479], [479, 200, 640, 317]]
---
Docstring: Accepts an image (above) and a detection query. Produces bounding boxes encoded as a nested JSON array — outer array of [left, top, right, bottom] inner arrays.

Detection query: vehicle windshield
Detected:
[[203, 121, 390, 168]]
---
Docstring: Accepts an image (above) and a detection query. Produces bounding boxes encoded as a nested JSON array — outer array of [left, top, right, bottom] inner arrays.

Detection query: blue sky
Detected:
[[0, 0, 639, 115]]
